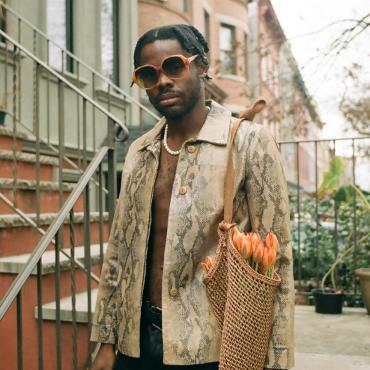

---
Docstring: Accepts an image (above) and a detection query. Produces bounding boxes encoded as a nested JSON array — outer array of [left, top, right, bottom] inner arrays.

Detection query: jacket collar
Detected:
[[138, 100, 232, 151]]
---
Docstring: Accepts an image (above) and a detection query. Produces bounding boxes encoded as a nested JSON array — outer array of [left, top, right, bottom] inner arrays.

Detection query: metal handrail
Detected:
[[0, 192, 101, 283], [0, 146, 109, 320], [278, 136, 370, 145], [0, 29, 129, 140], [0, 1, 160, 121]]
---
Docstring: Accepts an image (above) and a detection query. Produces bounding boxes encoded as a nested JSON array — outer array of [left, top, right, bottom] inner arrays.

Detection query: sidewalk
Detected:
[[293, 305, 370, 370]]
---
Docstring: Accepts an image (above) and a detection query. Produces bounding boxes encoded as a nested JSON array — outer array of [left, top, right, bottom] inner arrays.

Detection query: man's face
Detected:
[[138, 39, 205, 119]]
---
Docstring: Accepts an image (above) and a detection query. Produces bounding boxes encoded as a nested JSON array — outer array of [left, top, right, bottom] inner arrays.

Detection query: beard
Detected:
[[149, 77, 202, 119]]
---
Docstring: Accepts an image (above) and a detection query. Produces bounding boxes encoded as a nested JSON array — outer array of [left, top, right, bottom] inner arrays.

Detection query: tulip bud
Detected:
[[201, 256, 214, 272], [254, 239, 264, 264], [233, 230, 244, 254], [261, 246, 269, 272], [266, 231, 279, 253], [244, 233, 253, 260], [250, 233, 260, 257]]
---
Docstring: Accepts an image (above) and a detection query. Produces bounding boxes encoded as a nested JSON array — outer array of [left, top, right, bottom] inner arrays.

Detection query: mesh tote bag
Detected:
[[203, 119, 281, 370]]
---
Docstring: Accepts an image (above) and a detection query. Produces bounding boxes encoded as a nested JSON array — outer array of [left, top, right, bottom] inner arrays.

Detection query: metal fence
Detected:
[[279, 137, 370, 304], [0, 4, 368, 367]]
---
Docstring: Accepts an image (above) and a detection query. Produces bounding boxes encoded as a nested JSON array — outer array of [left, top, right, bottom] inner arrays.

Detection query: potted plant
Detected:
[[313, 156, 370, 314], [0, 95, 7, 125], [355, 268, 370, 314]]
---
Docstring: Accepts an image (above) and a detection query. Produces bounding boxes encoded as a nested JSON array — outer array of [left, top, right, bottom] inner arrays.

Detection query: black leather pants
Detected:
[[113, 301, 219, 370]]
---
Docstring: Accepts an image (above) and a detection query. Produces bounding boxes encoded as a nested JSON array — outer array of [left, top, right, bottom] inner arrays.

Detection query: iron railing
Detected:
[[0, 1, 160, 126], [279, 136, 370, 304], [0, 29, 128, 370]]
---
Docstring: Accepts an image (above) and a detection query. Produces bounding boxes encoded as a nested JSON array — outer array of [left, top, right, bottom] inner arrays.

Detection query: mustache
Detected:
[[155, 88, 182, 102]]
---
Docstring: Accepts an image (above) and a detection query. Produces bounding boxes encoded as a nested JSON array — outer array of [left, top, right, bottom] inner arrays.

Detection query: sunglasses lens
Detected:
[[162, 56, 186, 78], [135, 66, 159, 89]]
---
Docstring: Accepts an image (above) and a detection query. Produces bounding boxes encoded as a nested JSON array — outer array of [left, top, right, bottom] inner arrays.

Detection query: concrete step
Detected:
[[0, 179, 83, 214], [0, 126, 29, 151], [0, 149, 58, 181], [0, 212, 110, 257], [36, 288, 98, 323], [0, 243, 107, 275]]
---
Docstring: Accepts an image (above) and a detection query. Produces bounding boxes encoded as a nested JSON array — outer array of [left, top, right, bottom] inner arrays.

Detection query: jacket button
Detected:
[[170, 287, 178, 297], [179, 186, 187, 195], [187, 145, 196, 154]]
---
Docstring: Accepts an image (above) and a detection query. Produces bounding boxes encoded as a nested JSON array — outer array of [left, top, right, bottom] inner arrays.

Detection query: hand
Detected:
[[90, 343, 116, 370]]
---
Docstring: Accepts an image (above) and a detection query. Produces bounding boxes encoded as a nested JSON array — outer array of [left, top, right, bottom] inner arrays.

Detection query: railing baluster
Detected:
[[17, 18, 21, 124], [36, 259, 44, 370], [352, 139, 357, 296], [314, 141, 319, 287], [107, 118, 117, 228], [12, 45, 18, 208], [295, 142, 301, 288], [332, 140, 339, 284], [56, 79, 65, 370], [82, 98, 92, 366], [34, 62, 41, 225], [55, 231, 62, 370], [16, 292, 23, 370], [46, 39, 51, 144], [69, 210, 78, 370], [98, 163, 104, 269], [92, 72, 96, 152]]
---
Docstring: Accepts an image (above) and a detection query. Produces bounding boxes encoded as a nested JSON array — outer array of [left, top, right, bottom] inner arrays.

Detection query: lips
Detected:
[[157, 93, 180, 106]]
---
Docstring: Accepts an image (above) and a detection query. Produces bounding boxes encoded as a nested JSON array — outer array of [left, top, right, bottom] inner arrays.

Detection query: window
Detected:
[[204, 10, 210, 61], [260, 52, 267, 82], [181, 0, 188, 13], [47, 0, 74, 72], [101, 0, 120, 85], [0, 5, 6, 43], [244, 33, 248, 80], [219, 24, 236, 75]]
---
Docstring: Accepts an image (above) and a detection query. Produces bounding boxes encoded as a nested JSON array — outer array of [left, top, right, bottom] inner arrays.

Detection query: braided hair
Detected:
[[134, 24, 210, 79]]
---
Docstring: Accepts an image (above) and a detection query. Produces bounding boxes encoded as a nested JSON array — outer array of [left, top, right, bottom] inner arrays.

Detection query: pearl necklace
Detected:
[[163, 124, 181, 156], [163, 106, 211, 156]]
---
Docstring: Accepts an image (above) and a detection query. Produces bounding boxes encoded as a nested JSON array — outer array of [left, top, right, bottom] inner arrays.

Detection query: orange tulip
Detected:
[[232, 230, 244, 254], [243, 233, 253, 260], [250, 233, 260, 257], [261, 246, 269, 273], [266, 231, 279, 253], [201, 256, 214, 272], [254, 238, 264, 264], [267, 247, 277, 267]]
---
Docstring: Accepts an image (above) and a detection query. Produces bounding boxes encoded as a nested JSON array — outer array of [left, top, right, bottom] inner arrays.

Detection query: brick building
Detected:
[[138, 0, 251, 118], [247, 0, 327, 191]]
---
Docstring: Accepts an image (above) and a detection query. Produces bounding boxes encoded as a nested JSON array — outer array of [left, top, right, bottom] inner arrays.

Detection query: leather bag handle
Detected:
[[224, 119, 244, 224]]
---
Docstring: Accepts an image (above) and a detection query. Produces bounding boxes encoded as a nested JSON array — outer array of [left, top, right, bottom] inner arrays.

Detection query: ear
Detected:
[[197, 60, 209, 77]]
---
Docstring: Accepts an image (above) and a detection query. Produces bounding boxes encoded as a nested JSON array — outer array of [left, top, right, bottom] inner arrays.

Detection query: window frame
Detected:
[[219, 23, 237, 76]]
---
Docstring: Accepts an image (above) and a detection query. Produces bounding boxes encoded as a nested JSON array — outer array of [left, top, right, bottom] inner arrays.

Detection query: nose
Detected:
[[157, 70, 174, 88]]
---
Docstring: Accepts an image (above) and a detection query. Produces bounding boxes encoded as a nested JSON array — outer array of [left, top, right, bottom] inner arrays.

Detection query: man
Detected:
[[91, 24, 294, 370]]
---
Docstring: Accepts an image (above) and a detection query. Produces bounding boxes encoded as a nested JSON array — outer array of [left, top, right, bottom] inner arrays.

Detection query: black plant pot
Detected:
[[313, 289, 345, 314], [0, 110, 6, 125]]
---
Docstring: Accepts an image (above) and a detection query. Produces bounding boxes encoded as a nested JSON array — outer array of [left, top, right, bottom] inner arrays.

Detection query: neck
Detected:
[[166, 99, 209, 140]]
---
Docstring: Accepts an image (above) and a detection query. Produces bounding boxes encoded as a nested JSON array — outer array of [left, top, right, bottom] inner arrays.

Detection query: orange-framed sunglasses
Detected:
[[131, 54, 198, 90]]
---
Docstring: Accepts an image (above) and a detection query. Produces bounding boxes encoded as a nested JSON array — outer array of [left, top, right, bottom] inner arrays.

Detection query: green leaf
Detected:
[[319, 156, 346, 198]]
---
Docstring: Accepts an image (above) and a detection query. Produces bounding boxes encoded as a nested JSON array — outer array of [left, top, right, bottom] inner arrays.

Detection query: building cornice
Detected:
[[139, 0, 191, 24]]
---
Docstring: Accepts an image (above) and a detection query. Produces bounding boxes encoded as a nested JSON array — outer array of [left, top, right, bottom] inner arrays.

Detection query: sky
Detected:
[[270, 0, 369, 189]]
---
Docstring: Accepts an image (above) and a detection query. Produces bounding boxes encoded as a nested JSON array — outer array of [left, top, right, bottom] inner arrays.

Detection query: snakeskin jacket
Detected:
[[91, 100, 295, 368]]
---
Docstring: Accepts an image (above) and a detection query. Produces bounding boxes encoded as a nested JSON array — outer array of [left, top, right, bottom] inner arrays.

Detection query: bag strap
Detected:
[[224, 119, 244, 224]]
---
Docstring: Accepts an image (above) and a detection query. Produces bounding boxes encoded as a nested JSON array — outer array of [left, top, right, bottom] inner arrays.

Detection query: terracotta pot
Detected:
[[355, 268, 370, 315]]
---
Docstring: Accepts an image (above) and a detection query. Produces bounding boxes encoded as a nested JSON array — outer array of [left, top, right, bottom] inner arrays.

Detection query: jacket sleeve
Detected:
[[244, 125, 295, 369], [90, 171, 127, 344]]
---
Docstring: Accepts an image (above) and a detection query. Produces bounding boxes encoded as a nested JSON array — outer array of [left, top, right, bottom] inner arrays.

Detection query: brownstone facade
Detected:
[[138, 0, 251, 114]]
